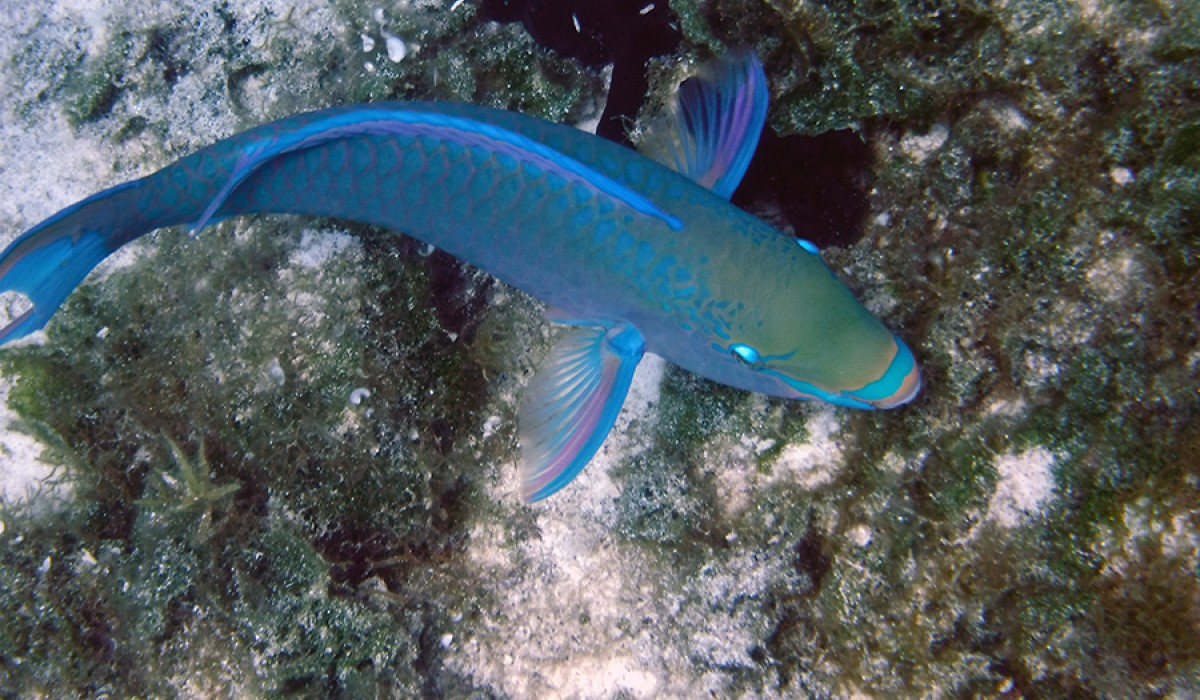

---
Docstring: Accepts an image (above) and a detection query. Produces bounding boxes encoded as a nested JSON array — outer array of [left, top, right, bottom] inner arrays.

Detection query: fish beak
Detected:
[[851, 335, 922, 409]]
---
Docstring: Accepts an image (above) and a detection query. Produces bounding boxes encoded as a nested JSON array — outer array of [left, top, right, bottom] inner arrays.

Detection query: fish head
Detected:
[[720, 330, 922, 410], [698, 241, 921, 410]]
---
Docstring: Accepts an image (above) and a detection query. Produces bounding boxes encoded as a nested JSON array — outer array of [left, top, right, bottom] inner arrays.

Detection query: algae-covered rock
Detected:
[[0, 0, 1197, 697]]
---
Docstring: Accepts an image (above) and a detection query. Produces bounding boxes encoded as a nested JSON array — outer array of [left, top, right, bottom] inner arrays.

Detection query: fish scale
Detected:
[[236, 128, 618, 306], [227, 115, 697, 340]]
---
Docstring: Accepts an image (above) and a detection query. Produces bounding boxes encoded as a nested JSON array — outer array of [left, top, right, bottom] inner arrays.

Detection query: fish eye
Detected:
[[730, 343, 763, 368]]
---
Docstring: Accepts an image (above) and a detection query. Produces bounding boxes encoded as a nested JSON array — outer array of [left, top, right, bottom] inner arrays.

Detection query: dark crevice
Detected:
[[734, 129, 874, 248], [481, 1, 873, 245], [479, 0, 682, 145]]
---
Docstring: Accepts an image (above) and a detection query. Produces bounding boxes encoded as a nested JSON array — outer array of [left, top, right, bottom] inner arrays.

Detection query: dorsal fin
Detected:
[[640, 50, 769, 199]]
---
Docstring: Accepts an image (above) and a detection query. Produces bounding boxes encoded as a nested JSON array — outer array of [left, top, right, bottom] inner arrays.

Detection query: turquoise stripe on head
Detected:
[[844, 335, 921, 408], [752, 334, 920, 409], [761, 369, 876, 409]]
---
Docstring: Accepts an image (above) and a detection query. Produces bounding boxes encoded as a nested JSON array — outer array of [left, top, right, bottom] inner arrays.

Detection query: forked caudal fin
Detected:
[[0, 180, 161, 344]]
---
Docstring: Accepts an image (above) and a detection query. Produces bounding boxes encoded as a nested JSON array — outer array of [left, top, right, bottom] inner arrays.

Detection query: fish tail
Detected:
[[0, 178, 168, 344]]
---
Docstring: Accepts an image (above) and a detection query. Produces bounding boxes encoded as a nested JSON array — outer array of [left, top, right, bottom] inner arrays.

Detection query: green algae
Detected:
[[6, 19, 89, 121], [615, 451, 718, 546], [62, 28, 137, 127], [615, 0, 1200, 694], [0, 7, 533, 690], [0, 219, 506, 694]]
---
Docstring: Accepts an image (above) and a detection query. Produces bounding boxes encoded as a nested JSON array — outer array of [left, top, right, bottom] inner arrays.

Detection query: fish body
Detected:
[[0, 53, 919, 500]]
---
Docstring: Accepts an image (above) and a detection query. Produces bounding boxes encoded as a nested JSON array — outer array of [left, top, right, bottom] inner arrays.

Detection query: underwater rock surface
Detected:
[[0, 0, 1197, 697]]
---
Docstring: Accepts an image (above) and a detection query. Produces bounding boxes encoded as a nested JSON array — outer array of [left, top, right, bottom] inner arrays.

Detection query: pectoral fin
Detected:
[[640, 50, 768, 199], [520, 322, 645, 502]]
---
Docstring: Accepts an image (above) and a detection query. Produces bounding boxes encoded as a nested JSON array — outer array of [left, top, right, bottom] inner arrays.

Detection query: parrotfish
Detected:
[[0, 52, 919, 501]]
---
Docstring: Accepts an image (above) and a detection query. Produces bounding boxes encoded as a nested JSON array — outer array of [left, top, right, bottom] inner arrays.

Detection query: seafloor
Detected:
[[0, 0, 1196, 697]]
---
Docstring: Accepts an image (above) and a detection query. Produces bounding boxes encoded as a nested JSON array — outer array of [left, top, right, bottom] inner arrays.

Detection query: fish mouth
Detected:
[[766, 334, 921, 410], [844, 335, 922, 409], [764, 370, 877, 409]]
